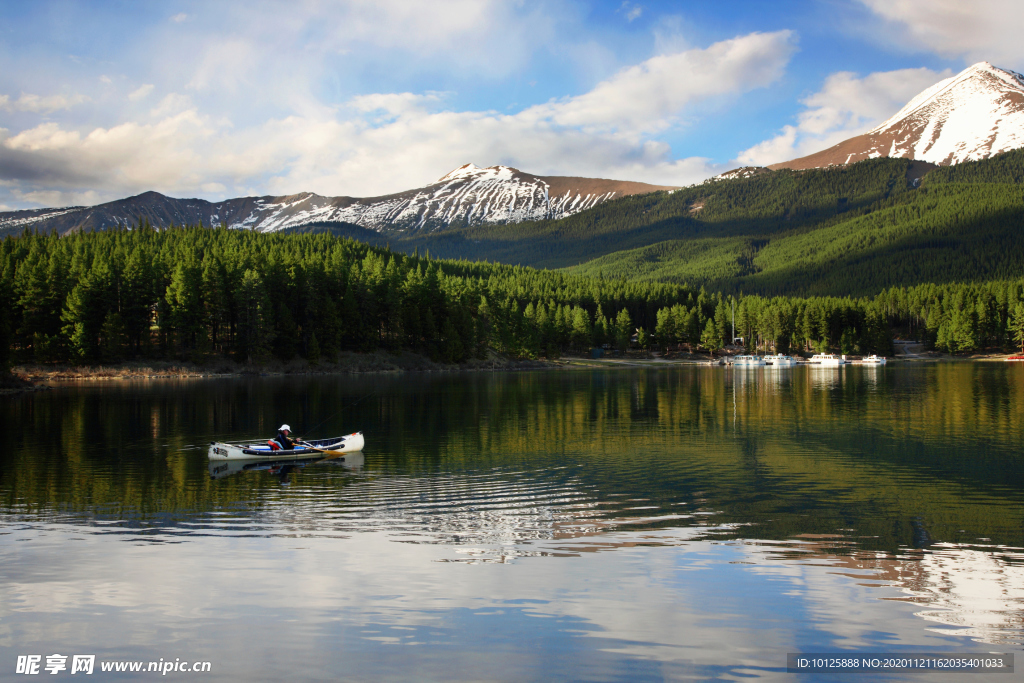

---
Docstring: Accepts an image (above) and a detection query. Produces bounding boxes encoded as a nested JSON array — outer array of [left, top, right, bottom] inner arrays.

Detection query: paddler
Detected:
[[273, 424, 301, 450]]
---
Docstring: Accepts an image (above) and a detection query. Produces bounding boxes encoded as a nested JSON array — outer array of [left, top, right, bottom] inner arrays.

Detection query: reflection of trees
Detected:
[[0, 367, 1022, 550]]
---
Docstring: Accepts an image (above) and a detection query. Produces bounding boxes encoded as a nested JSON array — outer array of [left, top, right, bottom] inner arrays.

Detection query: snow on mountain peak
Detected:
[[436, 163, 481, 183], [436, 163, 518, 183], [868, 61, 1024, 136], [774, 61, 1024, 170], [0, 164, 676, 237]]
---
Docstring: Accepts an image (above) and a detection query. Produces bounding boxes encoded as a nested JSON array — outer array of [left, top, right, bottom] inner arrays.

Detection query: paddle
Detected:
[[297, 440, 348, 460]]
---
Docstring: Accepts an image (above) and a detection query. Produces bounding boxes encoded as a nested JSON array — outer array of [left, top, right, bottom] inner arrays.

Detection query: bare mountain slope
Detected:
[[772, 62, 1024, 171], [0, 164, 676, 237]]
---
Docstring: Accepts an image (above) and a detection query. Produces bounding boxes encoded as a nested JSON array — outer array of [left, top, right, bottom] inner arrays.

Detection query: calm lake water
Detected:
[[1, 364, 1022, 681]]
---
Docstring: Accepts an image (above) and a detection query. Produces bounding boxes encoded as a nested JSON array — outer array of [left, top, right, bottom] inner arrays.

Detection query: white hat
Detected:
[[279, 424, 291, 432]]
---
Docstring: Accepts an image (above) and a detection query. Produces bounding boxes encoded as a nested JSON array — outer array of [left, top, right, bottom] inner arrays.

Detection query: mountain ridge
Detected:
[[0, 164, 676, 238]]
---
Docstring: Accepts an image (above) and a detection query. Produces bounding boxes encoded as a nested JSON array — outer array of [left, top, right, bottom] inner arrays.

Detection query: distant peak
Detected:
[[868, 60, 1024, 135], [963, 61, 1024, 83], [436, 163, 481, 183], [436, 164, 519, 183]]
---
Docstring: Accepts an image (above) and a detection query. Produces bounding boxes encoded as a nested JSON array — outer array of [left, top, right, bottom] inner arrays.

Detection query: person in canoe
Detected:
[[270, 424, 302, 451]]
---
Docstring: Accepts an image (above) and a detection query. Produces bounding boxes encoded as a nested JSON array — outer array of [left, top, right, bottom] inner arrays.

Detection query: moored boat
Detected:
[[808, 353, 845, 366], [208, 433, 365, 461], [765, 354, 798, 367], [860, 355, 887, 365], [731, 355, 766, 367]]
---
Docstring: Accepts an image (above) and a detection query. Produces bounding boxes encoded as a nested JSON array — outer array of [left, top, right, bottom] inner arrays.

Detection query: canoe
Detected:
[[208, 432, 365, 461]]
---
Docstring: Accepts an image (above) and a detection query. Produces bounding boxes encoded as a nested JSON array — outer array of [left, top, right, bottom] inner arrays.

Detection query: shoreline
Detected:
[[6, 348, 1022, 389], [7, 350, 560, 385]]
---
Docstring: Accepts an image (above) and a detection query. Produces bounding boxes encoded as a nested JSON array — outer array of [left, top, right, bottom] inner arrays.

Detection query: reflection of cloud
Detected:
[[908, 545, 1024, 645], [755, 538, 1024, 647], [3, 517, 1020, 677]]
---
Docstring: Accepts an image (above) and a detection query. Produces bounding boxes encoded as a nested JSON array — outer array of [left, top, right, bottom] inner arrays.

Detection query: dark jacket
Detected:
[[274, 432, 297, 450]]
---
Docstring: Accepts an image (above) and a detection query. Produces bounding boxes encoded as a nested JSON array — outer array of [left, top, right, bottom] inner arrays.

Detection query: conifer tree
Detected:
[[701, 318, 721, 353]]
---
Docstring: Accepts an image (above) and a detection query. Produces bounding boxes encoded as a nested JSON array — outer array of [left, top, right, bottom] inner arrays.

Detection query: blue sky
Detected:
[[0, 0, 1019, 209]]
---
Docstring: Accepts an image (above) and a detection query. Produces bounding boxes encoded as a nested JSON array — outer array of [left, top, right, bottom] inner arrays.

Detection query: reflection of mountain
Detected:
[[772, 539, 1024, 647], [908, 547, 1024, 645]]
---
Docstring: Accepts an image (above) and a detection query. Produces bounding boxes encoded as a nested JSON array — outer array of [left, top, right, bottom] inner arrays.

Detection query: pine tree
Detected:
[[701, 318, 721, 353], [1009, 303, 1024, 353], [235, 269, 274, 364], [614, 308, 632, 351]]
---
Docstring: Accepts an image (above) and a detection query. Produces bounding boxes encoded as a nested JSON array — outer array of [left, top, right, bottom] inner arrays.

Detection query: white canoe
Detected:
[[208, 432, 365, 461]]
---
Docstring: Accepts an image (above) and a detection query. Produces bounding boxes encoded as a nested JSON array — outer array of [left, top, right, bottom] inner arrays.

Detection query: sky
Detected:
[[0, 0, 1022, 210]]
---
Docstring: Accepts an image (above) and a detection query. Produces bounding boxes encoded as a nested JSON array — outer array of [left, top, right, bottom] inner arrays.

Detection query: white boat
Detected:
[[860, 355, 887, 365], [765, 354, 799, 367], [809, 354, 845, 366], [208, 432, 365, 461], [731, 355, 766, 366]]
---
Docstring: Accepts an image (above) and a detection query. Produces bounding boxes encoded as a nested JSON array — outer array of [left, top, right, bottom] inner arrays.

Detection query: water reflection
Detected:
[[1, 365, 1022, 676], [208, 452, 365, 481]]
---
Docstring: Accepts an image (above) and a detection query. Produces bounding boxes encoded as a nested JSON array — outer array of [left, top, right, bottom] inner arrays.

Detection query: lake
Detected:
[[1, 364, 1021, 681]]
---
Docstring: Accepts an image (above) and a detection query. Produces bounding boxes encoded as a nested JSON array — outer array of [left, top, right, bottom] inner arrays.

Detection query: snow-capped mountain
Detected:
[[0, 164, 676, 237], [772, 62, 1024, 170]]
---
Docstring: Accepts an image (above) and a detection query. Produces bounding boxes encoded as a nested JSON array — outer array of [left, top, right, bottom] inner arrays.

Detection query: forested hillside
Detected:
[[4, 227, 1024, 371], [391, 151, 1024, 297]]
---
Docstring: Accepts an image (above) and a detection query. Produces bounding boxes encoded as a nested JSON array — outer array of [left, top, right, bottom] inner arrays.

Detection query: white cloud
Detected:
[[0, 92, 87, 113], [175, 0, 564, 104], [350, 92, 445, 118], [150, 93, 194, 118], [0, 111, 213, 202], [0, 32, 791, 205], [170, 12, 188, 23], [128, 84, 155, 102], [735, 67, 952, 166], [99, 75, 112, 84], [13, 188, 105, 207], [859, 0, 1024, 68], [524, 31, 795, 135], [619, 2, 643, 22]]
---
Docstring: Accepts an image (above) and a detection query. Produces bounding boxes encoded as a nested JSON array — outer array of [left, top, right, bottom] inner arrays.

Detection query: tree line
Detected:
[[3, 224, 1024, 371]]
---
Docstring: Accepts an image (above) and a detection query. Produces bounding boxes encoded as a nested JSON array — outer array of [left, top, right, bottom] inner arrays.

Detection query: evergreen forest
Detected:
[[4, 221, 1024, 371], [387, 150, 1024, 298]]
